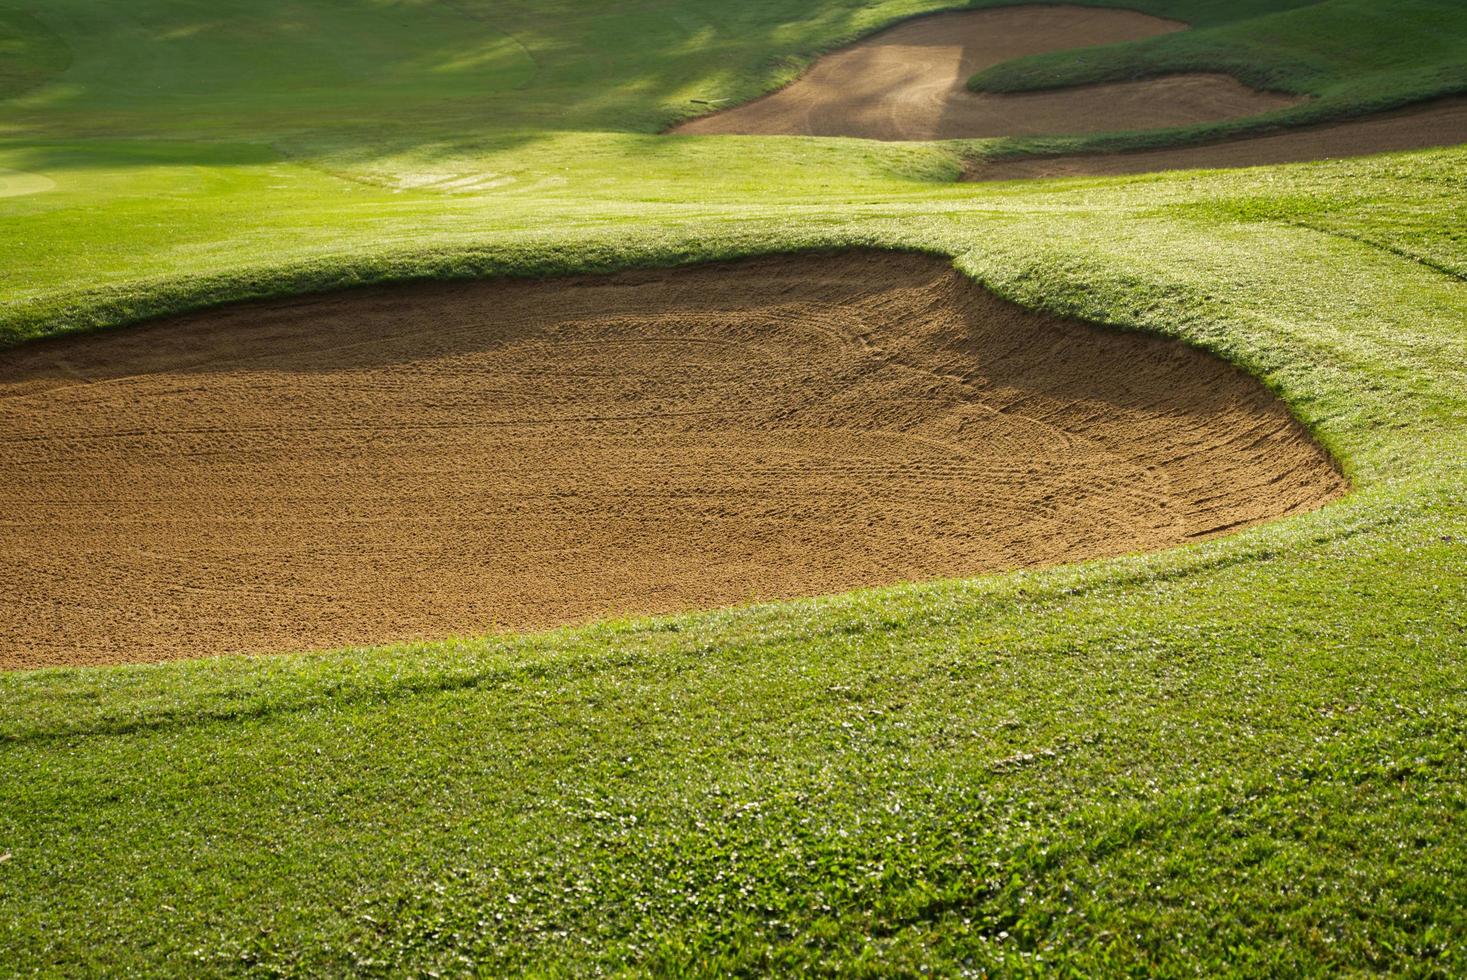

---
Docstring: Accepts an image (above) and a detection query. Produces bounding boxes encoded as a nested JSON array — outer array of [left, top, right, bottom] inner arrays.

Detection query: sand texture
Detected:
[[670, 7, 1300, 141], [0, 252, 1345, 668]]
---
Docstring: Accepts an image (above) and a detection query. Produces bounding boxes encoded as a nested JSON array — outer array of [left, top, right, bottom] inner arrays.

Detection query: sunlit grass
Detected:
[[1, 0, 1465, 973]]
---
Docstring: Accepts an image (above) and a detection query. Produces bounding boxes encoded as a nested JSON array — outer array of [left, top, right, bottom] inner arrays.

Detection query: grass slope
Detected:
[[5, 0, 1467, 342], [1, 0, 1465, 974], [0, 9, 67, 100], [967, 0, 1467, 159]]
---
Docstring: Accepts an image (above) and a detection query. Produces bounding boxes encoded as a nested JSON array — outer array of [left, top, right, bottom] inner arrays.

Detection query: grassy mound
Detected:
[[3, 0, 1467, 343], [1, 0, 1464, 973], [965, 0, 1467, 159]]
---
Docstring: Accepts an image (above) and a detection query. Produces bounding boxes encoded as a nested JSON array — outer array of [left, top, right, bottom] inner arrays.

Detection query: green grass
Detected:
[[974, 0, 1467, 98], [966, 0, 1467, 159], [2, 0, 1466, 974], [0, 9, 67, 100], [5, 0, 1467, 344]]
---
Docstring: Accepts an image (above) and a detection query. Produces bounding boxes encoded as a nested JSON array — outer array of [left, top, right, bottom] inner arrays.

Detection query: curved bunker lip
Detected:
[[0, 251, 1346, 670], [668, 5, 1302, 142], [966, 96, 1467, 180]]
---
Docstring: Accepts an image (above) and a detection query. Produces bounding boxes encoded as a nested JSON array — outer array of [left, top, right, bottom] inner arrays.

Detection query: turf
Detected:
[[1, 0, 1466, 974], [5, 0, 1467, 344], [966, 0, 1467, 158]]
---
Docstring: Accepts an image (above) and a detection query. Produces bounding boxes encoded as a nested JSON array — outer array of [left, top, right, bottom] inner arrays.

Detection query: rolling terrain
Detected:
[[1, 0, 1465, 974]]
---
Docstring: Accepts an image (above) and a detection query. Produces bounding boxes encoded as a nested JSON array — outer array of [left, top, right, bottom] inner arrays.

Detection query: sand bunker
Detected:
[[0, 167, 55, 198], [670, 6, 1300, 142], [968, 96, 1467, 180], [0, 252, 1344, 669]]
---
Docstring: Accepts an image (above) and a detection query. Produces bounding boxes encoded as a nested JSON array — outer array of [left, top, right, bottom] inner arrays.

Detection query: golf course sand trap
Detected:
[[670, 6, 1300, 141], [968, 96, 1467, 180], [0, 252, 1345, 669], [0, 167, 56, 198]]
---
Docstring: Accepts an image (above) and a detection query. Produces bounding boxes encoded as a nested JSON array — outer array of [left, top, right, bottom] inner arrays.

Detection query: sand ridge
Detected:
[[0, 252, 1345, 669], [967, 96, 1467, 180], [669, 6, 1301, 142]]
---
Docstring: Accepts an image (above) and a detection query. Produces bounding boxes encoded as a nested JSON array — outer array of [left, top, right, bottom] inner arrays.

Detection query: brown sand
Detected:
[[968, 96, 1467, 180], [669, 6, 1300, 142], [0, 253, 1344, 669]]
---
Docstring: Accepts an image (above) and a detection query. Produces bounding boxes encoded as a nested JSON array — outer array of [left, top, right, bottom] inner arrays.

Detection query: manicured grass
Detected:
[[4, 0, 1467, 341], [974, 0, 1467, 100], [1, 0, 1465, 974], [0, 8, 67, 99], [974, 0, 1467, 102], [967, 0, 1467, 159]]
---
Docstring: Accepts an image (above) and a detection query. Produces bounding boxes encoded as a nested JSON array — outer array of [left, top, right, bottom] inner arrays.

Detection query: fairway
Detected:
[[2, 0, 1466, 975]]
